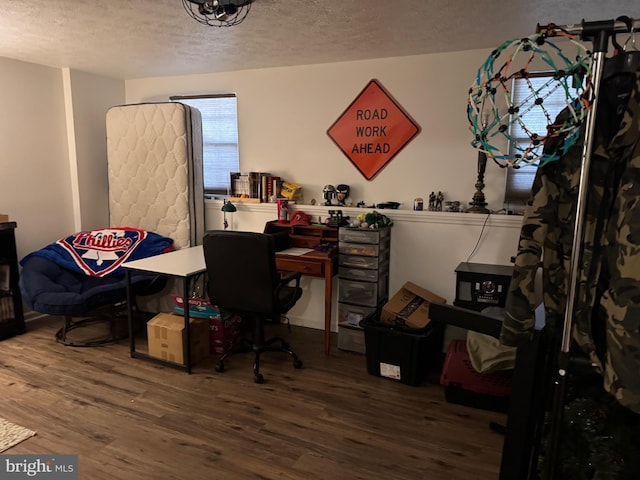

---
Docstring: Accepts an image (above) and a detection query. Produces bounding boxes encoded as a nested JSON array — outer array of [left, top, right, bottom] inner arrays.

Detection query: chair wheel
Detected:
[[254, 373, 264, 384], [293, 359, 303, 369], [215, 362, 225, 373]]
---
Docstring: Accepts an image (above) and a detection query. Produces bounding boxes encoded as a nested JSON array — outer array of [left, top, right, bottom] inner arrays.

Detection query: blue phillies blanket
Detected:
[[21, 227, 174, 277]]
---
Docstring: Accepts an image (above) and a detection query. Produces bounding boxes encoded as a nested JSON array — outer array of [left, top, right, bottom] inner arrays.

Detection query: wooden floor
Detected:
[[0, 317, 506, 479]]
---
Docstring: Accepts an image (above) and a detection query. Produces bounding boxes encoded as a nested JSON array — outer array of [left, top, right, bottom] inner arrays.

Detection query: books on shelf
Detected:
[[230, 172, 281, 203]]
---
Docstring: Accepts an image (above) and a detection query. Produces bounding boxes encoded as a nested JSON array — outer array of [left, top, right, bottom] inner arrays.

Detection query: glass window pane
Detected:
[[505, 75, 569, 206], [171, 95, 239, 194]]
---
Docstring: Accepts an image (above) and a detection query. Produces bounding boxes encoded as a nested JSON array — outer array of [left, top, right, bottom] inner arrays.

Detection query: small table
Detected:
[[122, 245, 206, 374], [275, 248, 338, 355]]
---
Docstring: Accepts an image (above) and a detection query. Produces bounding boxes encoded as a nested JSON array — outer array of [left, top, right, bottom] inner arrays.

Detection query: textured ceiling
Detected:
[[0, 0, 639, 80]]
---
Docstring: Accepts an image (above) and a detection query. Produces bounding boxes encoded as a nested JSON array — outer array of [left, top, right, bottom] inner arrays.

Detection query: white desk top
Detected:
[[122, 245, 205, 278]]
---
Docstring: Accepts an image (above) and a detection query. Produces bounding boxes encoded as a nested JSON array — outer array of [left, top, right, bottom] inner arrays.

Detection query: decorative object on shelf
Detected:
[[375, 202, 400, 209], [445, 201, 462, 213], [322, 185, 336, 206], [349, 211, 393, 229], [428, 192, 436, 211], [221, 199, 237, 230], [413, 197, 424, 211], [276, 199, 289, 224], [467, 33, 593, 168], [182, 0, 253, 27], [336, 184, 350, 205], [435, 191, 444, 212], [327, 79, 421, 180], [280, 182, 303, 202], [468, 117, 490, 214]]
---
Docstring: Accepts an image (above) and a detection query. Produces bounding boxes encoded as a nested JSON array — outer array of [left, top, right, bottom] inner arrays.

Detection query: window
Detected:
[[504, 73, 569, 208], [170, 94, 239, 194]]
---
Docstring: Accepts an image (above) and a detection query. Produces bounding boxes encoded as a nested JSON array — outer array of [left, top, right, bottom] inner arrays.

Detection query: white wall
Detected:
[[0, 57, 75, 259], [0, 58, 125, 323], [126, 50, 524, 333], [64, 69, 125, 231], [125, 49, 508, 211]]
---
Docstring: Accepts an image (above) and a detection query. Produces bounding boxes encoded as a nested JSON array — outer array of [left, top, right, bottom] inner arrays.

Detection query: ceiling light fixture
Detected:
[[182, 0, 253, 27]]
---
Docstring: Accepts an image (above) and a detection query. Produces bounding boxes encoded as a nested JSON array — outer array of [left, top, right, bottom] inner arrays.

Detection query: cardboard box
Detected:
[[147, 313, 210, 365], [381, 281, 446, 329], [210, 314, 242, 355]]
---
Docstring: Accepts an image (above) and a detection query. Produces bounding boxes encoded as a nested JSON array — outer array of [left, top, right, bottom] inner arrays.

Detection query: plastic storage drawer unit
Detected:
[[339, 277, 388, 307], [339, 266, 381, 282], [339, 254, 385, 270], [338, 303, 378, 327], [338, 241, 381, 257], [338, 323, 366, 354], [339, 227, 390, 245]]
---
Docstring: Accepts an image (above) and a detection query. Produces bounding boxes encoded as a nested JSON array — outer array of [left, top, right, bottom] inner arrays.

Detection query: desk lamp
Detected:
[[221, 199, 237, 230]]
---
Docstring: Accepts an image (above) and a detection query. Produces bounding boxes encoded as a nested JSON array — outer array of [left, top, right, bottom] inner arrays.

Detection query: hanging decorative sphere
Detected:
[[467, 33, 593, 168]]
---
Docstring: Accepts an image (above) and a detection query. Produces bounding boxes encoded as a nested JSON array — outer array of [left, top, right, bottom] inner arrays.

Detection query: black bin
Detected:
[[362, 316, 444, 386]]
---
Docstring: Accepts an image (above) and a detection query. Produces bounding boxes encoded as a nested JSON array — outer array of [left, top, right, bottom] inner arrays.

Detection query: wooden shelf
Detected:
[[0, 222, 25, 340]]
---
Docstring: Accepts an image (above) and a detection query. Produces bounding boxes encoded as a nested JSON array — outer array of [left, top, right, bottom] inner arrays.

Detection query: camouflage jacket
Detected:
[[500, 71, 640, 413]]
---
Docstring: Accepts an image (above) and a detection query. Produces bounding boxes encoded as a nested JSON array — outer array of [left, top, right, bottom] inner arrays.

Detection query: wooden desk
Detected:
[[276, 248, 338, 355], [265, 221, 339, 355]]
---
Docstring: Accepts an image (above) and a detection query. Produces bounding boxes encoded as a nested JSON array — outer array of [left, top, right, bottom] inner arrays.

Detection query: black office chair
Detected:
[[202, 230, 304, 383]]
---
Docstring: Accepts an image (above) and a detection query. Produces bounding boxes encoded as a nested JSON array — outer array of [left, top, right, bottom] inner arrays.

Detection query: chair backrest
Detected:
[[203, 230, 279, 315]]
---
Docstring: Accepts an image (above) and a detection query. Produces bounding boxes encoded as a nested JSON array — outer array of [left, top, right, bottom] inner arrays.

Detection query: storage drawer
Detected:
[[338, 324, 366, 354], [339, 266, 380, 282], [276, 258, 323, 276], [338, 241, 381, 257], [338, 303, 377, 327], [339, 254, 381, 269], [339, 278, 385, 307], [339, 227, 389, 244]]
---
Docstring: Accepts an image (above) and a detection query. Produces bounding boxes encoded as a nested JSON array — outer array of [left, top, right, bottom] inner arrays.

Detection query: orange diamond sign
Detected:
[[327, 79, 421, 180]]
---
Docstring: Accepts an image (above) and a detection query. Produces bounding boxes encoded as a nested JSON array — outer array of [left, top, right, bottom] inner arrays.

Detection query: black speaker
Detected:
[[454, 262, 512, 311]]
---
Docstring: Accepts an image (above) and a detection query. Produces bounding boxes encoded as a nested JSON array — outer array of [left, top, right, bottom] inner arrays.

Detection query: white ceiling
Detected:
[[0, 0, 639, 80]]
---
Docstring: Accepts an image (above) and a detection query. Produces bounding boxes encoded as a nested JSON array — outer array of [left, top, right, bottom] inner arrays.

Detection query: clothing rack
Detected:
[[535, 17, 640, 479]]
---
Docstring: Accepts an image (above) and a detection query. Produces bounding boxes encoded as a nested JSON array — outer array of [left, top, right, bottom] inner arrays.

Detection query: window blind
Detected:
[[171, 94, 239, 194], [505, 74, 570, 206]]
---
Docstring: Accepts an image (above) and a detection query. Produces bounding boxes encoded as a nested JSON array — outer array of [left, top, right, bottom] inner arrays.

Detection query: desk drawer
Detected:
[[276, 258, 324, 276]]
